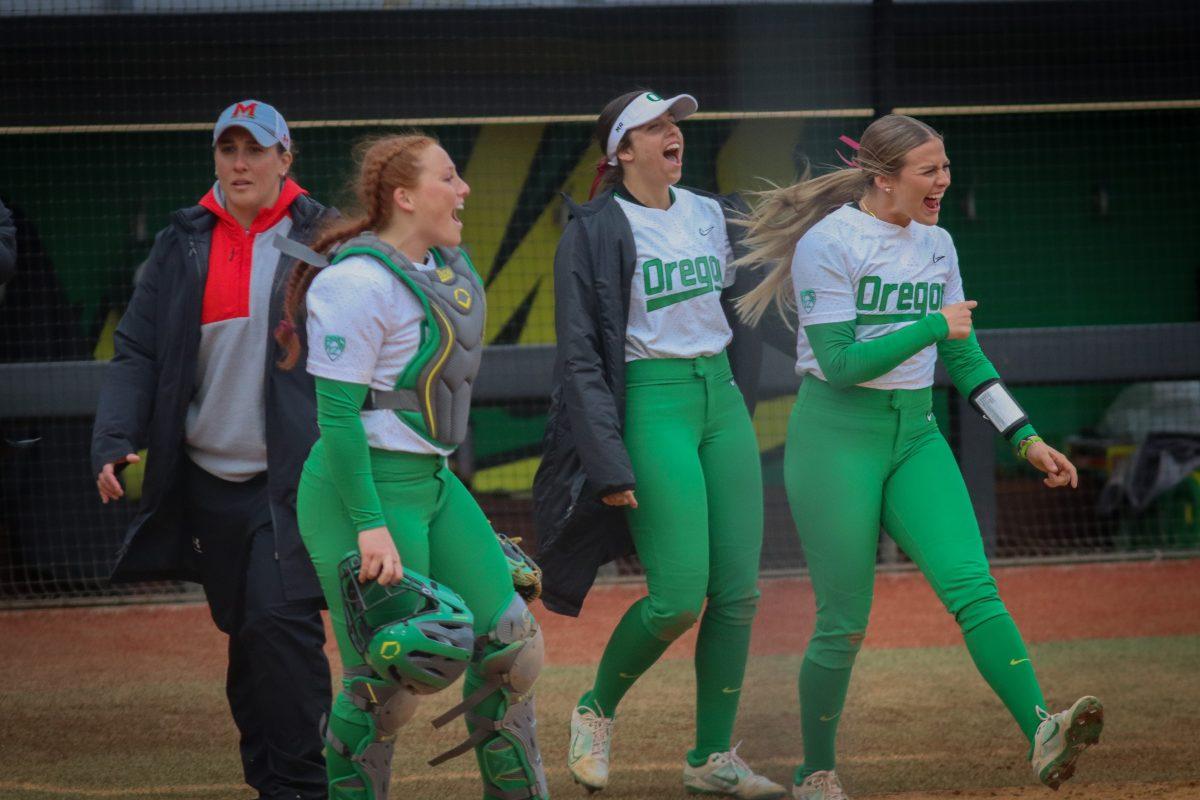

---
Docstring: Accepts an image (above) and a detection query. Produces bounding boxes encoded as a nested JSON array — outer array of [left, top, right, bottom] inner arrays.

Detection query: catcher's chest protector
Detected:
[[331, 232, 485, 450]]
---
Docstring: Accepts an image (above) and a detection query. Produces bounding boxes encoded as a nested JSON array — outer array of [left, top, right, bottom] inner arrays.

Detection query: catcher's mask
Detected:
[[340, 553, 475, 694]]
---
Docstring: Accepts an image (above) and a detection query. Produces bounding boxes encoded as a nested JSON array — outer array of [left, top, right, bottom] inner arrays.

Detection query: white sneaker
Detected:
[[792, 770, 848, 800], [568, 703, 615, 792], [1030, 696, 1104, 790], [682, 743, 788, 799]]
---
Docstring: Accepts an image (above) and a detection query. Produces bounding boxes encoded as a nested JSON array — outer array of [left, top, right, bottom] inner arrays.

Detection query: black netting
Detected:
[[2, 0, 1198, 604]]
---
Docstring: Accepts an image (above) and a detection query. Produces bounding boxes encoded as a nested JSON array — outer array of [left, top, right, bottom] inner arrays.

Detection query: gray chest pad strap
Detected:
[[363, 387, 420, 412], [273, 233, 330, 268]]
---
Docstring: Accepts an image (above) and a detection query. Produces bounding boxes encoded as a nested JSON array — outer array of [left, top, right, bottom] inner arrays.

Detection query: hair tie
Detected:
[[588, 157, 610, 200], [275, 319, 296, 339], [835, 134, 862, 168]]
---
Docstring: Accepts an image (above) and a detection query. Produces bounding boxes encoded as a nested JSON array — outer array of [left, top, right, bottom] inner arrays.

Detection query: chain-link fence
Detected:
[[2, 0, 1198, 604]]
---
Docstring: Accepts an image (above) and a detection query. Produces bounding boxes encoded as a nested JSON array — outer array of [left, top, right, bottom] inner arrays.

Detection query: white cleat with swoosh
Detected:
[[568, 703, 615, 793], [683, 743, 787, 798]]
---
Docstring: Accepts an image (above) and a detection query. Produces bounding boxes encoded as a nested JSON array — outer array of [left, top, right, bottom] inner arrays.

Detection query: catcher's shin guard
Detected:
[[429, 594, 548, 800], [325, 666, 420, 800]]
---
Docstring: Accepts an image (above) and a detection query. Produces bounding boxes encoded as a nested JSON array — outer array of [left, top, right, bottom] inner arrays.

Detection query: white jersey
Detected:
[[617, 187, 735, 362], [791, 204, 963, 390], [306, 252, 452, 456]]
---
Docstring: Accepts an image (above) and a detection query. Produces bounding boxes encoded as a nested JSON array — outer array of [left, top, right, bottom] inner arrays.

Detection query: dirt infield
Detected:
[[552, 558, 1200, 665], [3, 559, 1198, 683], [860, 783, 1200, 800], [2, 562, 1199, 800]]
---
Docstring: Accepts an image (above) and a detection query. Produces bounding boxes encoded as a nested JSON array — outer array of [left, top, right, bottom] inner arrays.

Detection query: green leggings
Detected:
[[298, 442, 528, 799], [785, 377, 1046, 780], [585, 351, 764, 762]]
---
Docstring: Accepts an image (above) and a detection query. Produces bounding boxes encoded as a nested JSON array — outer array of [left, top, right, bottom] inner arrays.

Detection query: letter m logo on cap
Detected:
[[233, 102, 258, 118]]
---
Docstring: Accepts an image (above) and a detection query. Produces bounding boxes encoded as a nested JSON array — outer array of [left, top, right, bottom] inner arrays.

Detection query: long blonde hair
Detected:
[[735, 114, 942, 326]]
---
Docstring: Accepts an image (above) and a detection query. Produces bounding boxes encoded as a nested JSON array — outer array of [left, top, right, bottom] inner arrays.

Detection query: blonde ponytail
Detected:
[[733, 113, 943, 327], [734, 169, 868, 326]]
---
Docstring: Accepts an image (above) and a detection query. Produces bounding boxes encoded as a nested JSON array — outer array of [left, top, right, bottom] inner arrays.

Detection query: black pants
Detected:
[[184, 457, 330, 800]]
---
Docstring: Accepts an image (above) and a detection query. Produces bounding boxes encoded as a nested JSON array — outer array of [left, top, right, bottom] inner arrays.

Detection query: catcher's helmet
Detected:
[[340, 553, 475, 694]]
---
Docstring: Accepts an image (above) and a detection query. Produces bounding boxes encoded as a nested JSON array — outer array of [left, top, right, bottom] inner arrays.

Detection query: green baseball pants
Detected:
[[584, 351, 764, 762], [784, 376, 1046, 780]]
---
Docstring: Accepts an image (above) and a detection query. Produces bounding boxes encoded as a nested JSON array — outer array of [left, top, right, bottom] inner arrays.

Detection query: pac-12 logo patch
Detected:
[[800, 289, 817, 313], [324, 334, 346, 361]]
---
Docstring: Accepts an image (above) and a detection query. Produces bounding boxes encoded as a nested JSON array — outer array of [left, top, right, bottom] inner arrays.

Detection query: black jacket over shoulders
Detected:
[[90, 193, 336, 600], [532, 187, 765, 617], [0, 198, 15, 287]]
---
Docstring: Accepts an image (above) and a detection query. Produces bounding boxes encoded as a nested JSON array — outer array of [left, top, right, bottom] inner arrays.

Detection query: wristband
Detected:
[[1017, 434, 1044, 460], [968, 378, 1030, 439]]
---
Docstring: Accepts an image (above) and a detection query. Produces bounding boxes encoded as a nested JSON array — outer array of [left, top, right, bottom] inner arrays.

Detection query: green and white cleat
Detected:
[[792, 770, 848, 800], [683, 743, 788, 799], [568, 703, 615, 793], [1030, 696, 1104, 790]]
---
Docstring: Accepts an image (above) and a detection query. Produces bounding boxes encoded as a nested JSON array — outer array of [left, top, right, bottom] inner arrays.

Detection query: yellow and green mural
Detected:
[[2, 110, 1197, 497]]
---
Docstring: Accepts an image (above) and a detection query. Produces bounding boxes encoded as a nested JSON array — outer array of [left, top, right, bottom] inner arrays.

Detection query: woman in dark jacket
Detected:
[[91, 99, 335, 800], [533, 89, 784, 799]]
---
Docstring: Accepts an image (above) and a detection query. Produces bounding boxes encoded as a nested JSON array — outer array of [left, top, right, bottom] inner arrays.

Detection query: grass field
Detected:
[[2, 563, 1199, 799]]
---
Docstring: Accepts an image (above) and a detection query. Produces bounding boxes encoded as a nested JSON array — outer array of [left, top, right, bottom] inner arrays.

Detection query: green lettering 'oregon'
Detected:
[[857, 275, 882, 310], [679, 258, 696, 287], [695, 256, 711, 289], [879, 283, 898, 310], [643, 258, 664, 294], [855, 276, 946, 325], [642, 251, 723, 312]]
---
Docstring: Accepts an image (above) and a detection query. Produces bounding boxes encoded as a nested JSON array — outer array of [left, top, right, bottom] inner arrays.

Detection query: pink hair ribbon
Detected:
[[588, 157, 610, 200], [836, 134, 861, 168]]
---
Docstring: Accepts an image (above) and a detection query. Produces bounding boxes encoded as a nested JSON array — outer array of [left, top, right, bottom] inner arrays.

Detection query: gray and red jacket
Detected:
[[90, 189, 336, 598]]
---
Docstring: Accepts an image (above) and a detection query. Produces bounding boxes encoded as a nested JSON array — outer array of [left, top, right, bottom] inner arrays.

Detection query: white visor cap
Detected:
[[605, 92, 698, 166]]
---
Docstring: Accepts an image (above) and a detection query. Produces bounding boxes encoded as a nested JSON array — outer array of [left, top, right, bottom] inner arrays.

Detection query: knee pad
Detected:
[[325, 666, 420, 800], [428, 594, 548, 800]]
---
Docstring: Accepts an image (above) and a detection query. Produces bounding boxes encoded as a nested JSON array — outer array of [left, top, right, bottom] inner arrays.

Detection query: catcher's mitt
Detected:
[[496, 532, 543, 602]]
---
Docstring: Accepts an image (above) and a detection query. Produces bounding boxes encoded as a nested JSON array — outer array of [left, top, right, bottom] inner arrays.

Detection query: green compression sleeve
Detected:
[[937, 332, 1037, 445], [314, 376, 386, 532], [806, 314, 949, 390]]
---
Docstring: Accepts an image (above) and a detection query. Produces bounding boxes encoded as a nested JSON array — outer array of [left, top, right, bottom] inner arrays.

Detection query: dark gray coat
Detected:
[[90, 193, 335, 600], [532, 188, 764, 617], [0, 198, 15, 287]]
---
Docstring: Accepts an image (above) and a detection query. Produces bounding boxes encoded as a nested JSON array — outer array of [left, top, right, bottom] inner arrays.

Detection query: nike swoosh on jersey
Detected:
[[819, 712, 841, 722], [699, 225, 714, 235], [619, 672, 641, 679], [721, 686, 741, 694], [931, 254, 945, 264], [1010, 658, 1031, 666]]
